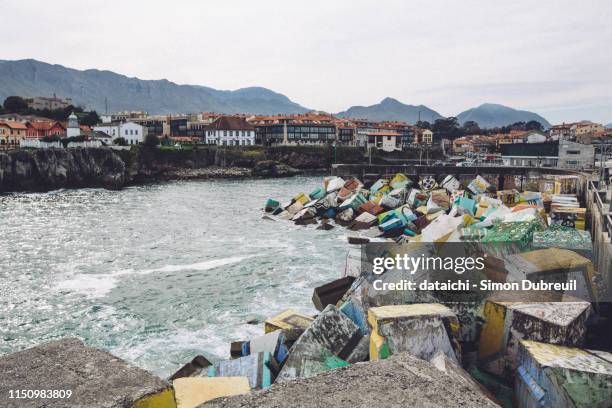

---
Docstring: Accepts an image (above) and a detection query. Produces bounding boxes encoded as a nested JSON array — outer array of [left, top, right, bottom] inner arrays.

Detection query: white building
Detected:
[[205, 116, 255, 146], [525, 131, 547, 144], [93, 121, 146, 145], [66, 112, 80, 138]]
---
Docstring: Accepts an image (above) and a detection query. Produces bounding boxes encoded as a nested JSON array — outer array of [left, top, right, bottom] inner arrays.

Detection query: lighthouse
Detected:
[[67, 112, 80, 138]]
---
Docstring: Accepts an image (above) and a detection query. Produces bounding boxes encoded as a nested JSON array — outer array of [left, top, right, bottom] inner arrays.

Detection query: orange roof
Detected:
[[0, 121, 27, 130]]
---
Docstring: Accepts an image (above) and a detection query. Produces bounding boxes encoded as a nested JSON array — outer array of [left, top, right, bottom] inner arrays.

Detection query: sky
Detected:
[[1, 0, 611, 124]]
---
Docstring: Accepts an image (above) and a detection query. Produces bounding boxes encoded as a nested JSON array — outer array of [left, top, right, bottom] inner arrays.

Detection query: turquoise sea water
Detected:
[[0, 177, 350, 377]]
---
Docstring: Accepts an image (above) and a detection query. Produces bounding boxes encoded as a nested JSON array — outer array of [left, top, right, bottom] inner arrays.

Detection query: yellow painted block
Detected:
[[369, 329, 387, 361], [477, 301, 507, 361], [264, 309, 314, 333], [293, 192, 309, 205], [132, 388, 176, 408], [172, 377, 250, 408], [521, 340, 588, 365]]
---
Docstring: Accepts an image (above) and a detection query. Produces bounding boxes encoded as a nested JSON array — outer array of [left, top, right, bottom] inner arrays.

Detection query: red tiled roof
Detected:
[[0, 121, 27, 130]]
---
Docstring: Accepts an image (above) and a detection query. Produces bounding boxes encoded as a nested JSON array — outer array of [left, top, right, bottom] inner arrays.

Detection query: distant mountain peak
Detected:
[[457, 103, 551, 129], [337, 98, 443, 124]]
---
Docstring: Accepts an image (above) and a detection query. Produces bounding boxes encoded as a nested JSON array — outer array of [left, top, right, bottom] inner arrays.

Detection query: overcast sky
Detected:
[[2, 0, 611, 123]]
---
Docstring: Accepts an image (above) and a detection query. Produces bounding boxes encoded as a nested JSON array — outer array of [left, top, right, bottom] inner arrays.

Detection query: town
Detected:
[[1, 95, 610, 175]]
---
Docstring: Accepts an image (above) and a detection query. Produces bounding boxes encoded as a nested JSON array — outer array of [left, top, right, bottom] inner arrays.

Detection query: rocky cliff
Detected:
[[0, 148, 127, 192], [0, 146, 348, 193]]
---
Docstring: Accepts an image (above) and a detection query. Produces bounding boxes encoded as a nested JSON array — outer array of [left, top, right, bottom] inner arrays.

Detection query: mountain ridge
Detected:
[[336, 97, 443, 124], [456, 102, 551, 129], [0, 59, 309, 115]]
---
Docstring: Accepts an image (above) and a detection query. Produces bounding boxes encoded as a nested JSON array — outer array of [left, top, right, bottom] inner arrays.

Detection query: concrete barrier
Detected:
[[368, 304, 461, 363], [207, 352, 273, 389], [276, 305, 361, 381], [173, 377, 250, 408], [264, 309, 314, 334], [515, 340, 612, 408], [0, 338, 175, 408], [478, 297, 591, 378]]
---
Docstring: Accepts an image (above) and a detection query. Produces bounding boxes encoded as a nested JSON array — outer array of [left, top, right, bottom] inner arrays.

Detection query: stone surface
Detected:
[[0, 338, 174, 408], [198, 353, 499, 408]]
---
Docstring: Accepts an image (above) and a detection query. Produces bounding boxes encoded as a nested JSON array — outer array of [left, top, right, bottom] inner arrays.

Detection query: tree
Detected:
[[113, 137, 128, 146], [432, 117, 461, 140], [143, 134, 160, 147], [416, 120, 431, 130], [3, 96, 29, 113], [462, 121, 481, 135], [80, 110, 100, 127], [525, 120, 544, 132]]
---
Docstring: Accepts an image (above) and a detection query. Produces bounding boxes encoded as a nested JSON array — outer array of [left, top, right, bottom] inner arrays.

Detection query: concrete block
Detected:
[[368, 304, 461, 363], [516, 340, 612, 408], [478, 297, 591, 378], [264, 309, 314, 334], [346, 334, 370, 363], [348, 211, 378, 230], [170, 355, 213, 380], [339, 297, 370, 336], [0, 338, 174, 408], [276, 305, 362, 381], [207, 352, 273, 389], [312, 276, 356, 311], [173, 377, 250, 408]]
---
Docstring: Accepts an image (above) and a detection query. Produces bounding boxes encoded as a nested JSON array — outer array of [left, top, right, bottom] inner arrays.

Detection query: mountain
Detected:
[[0, 59, 308, 115], [336, 97, 443, 124], [606, 123, 612, 129], [456, 103, 551, 129]]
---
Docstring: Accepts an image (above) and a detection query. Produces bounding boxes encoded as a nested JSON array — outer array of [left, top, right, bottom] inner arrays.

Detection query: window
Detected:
[[566, 150, 580, 155]]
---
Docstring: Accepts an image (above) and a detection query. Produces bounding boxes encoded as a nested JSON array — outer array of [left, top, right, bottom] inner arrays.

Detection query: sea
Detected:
[[0, 176, 350, 377]]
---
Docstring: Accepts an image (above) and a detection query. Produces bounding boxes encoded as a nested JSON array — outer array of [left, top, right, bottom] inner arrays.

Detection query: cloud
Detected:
[[0, 0, 611, 123]]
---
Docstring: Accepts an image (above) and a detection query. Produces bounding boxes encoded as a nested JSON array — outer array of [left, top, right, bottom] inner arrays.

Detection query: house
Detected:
[[367, 131, 401, 152], [27, 96, 72, 111], [525, 131, 547, 144], [25, 121, 66, 139], [0, 121, 28, 149], [206, 116, 256, 146], [414, 128, 433, 145], [501, 142, 559, 167], [558, 141, 595, 169], [549, 123, 573, 141], [93, 121, 146, 145]]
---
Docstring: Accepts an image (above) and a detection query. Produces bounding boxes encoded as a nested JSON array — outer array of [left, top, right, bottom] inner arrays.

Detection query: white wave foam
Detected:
[[55, 255, 257, 298]]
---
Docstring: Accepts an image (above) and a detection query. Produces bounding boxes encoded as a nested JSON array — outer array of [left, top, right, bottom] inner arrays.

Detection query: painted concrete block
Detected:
[[312, 276, 356, 311], [264, 309, 314, 334], [276, 305, 362, 381], [173, 377, 250, 408], [207, 352, 272, 389], [516, 340, 612, 408], [170, 355, 212, 380], [0, 338, 175, 408], [368, 304, 461, 363], [478, 297, 591, 378]]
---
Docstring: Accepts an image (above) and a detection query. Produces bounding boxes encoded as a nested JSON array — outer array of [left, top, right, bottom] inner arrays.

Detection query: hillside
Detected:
[[456, 103, 551, 129], [336, 97, 443, 123], [0, 59, 309, 115]]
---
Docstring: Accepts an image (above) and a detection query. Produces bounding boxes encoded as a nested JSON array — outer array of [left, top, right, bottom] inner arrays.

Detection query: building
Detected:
[[558, 141, 595, 169], [573, 121, 605, 138], [100, 111, 148, 124], [252, 112, 337, 146], [27, 96, 72, 111], [549, 123, 573, 141], [25, 121, 66, 139], [205, 116, 256, 146], [66, 112, 80, 138], [0, 121, 28, 149], [93, 121, 146, 145], [501, 142, 559, 167], [366, 131, 401, 152], [525, 131, 547, 144], [414, 128, 433, 145]]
